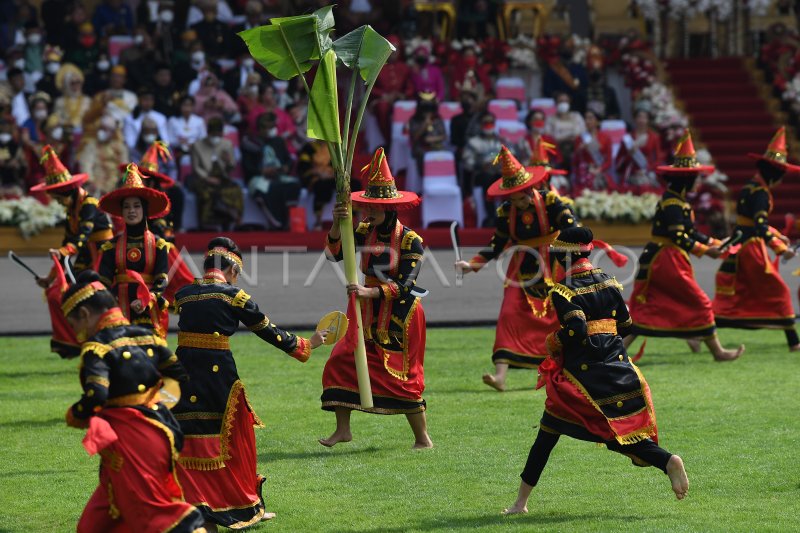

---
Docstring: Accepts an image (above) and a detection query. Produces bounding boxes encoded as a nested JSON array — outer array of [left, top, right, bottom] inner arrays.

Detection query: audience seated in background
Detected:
[[615, 109, 664, 191], [463, 112, 503, 226], [408, 92, 447, 182], [545, 92, 586, 173], [0, 120, 28, 198], [571, 110, 612, 195], [77, 114, 129, 195]]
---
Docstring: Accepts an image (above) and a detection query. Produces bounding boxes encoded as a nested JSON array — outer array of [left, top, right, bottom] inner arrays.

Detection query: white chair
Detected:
[[498, 121, 528, 145], [473, 186, 486, 228], [389, 100, 416, 174], [421, 151, 463, 228], [438, 101, 463, 139], [240, 187, 270, 229], [496, 77, 526, 104], [530, 97, 556, 117], [487, 99, 519, 121], [181, 190, 199, 231], [601, 119, 627, 160]]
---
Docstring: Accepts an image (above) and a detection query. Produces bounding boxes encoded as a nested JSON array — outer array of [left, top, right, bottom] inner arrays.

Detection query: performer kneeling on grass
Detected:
[[624, 132, 743, 361], [61, 271, 206, 533], [503, 227, 688, 515], [455, 146, 578, 392], [172, 237, 327, 531], [320, 147, 433, 449]]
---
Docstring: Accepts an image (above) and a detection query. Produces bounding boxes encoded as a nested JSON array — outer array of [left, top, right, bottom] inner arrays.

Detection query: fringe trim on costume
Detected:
[[550, 283, 576, 302]]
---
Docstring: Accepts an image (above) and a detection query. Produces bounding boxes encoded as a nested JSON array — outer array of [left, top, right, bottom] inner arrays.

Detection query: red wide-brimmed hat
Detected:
[[351, 147, 420, 210], [118, 141, 175, 187], [487, 145, 548, 197], [747, 126, 800, 175], [99, 163, 171, 219], [29, 145, 89, 193], [529, 137, 567, 176], [656, 131, 715, 175]]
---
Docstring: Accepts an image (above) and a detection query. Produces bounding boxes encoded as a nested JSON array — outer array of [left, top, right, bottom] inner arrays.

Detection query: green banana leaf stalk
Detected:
[[239, 7, 396, 409]]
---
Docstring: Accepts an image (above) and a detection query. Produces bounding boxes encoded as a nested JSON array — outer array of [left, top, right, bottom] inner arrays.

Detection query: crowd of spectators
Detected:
[[0, 0, 673, 231]]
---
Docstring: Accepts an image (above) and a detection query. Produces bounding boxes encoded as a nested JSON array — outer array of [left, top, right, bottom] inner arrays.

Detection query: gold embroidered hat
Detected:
[[351, 147, 420, 210], [487, 145, 548, 197], [99, 163, 171, 219], [747, 126, 800, 175], [29, 145, 89, 193], [656, 131, 714, 175], [118, 141, 175, 187]]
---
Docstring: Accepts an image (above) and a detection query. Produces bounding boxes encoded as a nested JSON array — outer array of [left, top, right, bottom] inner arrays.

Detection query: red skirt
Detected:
[[538, 356, 659, 445], [176, 382, 266, 529], [629, 245, 716, 338], [77, 408, 203, 533], [163, 245, 195, 308], [321, 297, 426, 414], [493, 285, 559, 368], [713, 239, 795, 328]]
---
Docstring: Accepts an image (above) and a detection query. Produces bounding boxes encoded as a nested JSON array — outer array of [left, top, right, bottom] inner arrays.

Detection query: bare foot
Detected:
[[686, 339, 702, 353], [502, 505, 528, 515], [790, 344, 800, 352], [712, 344, 745, 362], [318, 430, 352, 447], [412, 435, 433, 449], [482, 373, 506, 392], [666, 455, 689, 500], [261, 512, 277, 521]]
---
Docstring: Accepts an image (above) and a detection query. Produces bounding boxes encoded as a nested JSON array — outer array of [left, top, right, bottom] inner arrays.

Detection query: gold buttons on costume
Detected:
[[213, 331, 220, 337], [567, 218, 574, 224], [87, 389, 94, 397], [122, 351, 131, 359], [77, 404, 83, 412], [190, 395, 197, 403], [276, 335, 282, 342], [212, 365, 219, 373], [580, 364, 588, 371], [411, 262, 416, 267], [616, 401, 624, 408], [618, 354, 624, 361], [147, 348, 154, 357], [398, 274, 403, 279], [137, 384, 146, 392], [612, 310, 616, 317], [568, 330, 574, 336]]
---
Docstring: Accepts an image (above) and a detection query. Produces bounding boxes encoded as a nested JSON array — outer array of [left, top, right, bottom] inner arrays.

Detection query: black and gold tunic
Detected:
[[59, 188, 113, 272]]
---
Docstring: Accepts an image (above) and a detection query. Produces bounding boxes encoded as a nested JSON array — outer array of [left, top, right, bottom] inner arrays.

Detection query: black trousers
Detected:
[[786, 329, 799, 347], [520, 428, 672, 487]]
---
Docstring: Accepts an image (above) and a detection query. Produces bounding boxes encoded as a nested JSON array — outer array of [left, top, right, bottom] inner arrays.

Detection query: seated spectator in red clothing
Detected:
[[448, 44, 492, 101], [571, 110, 613, 194], [0, 120, 27, 198], [236, 71, 263, 122], [194, 72, 239, 124], [518, 109, 563, 168], [615, 109, 664, 191], [245, 84, 295, 139], [21, 92, 51, 145], [370, 35, 413, 145]]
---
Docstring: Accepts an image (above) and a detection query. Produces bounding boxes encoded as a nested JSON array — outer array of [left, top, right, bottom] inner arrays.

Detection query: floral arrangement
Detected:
[[781, 73, 800, 113], [507, 34, 539, 71], [573, 190, 660, 224], [0, 197, 65, 238], [636, 82, 689, 131], [635, 0, 773, 21]]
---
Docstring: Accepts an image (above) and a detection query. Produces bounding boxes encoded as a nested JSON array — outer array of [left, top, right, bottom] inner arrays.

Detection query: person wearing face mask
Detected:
[[455, 147, 580, 391], [449, 85, 480, 157], [194, 71, 239, 124], [585, 54, 620, 121], [121, 27, 164, 92], [190, 2, 236, 62], [25, 116, 74, 202], [407, 91, 446, 186], [370, 34, 414, 144], [409, 46, 445, 101], [84, 54, 112, 95], [189, 117, 242, 231], [243, 83, 296, 139], [65, 22, 100, 73], [223, 53, 259, 100], [54, 63, 91, 132], [123, 87, 169, 151], [36, 45, 63, 97], [571, 109, 613, 194], [615, 109, 664, 192], [448, 46, 491, 101], [462, 112, 503, 217], [625, 132, 744, 362], [83, 65, 138, 130], [0, 120, 28, 197], [20, 92, 51, 144], [168, 95, 206, 165], [77, 114, 130, 195], [542, 36, 588, 114], [544, 92, 586, 173], [23, 29, 45, 89], [3, 68, 30, 127], [520, 109, 563, 169], [711, 127, 800, 350]]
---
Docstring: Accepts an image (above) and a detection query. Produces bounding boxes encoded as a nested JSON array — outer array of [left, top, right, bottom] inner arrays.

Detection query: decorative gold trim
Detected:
[[61, 281, 106, 316], [586, 319, 617, 336], [563, 310, 586, 321], [232, 289, 250, 308], [177, 331, 231, 351], [175, 292, 234, 308], [247, 317, 270, 332]]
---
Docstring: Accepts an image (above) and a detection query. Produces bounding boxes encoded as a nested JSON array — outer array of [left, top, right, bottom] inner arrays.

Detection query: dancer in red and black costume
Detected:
[[502, 227, 689, 516], [455, 146, 578, 391], [98, 164, 171, 337], [713, 127, 800, 350], [61, 271, 205, 533], [320, 147, 433, 449], [625, 132, 744, 361], [173, 237, 326, 530], [31, 145, 113, 358]]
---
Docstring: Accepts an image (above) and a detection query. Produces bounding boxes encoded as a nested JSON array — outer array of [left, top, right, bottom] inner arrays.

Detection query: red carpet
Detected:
[[175, 227, 494, 252], [667, 57, 795, 228]]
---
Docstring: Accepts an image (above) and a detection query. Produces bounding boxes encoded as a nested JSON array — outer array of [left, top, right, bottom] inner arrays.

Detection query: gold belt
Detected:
[[106, 385, 160, 408], [178, 331, 231, 350], [586, 319, 617, 336], [736, 216, 754, 227], [90, 229, 114, 242], [516, 231, 559, 248], [115, 273, 154, 283], [650, 236, 676, 247]]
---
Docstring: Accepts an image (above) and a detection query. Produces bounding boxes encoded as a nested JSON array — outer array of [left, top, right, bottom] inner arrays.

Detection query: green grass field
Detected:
[[1, 329, 799, 532]]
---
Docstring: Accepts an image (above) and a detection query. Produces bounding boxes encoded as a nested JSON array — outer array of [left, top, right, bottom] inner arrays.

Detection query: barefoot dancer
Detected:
[[455, 146, 578, 391], [320, 148, 433, 449], [625, 132, 743, 361], [503, 227, 688, 515], [61, 271, 205, 533], [172, 237, 326, 529], [713, 127, 800, 350]]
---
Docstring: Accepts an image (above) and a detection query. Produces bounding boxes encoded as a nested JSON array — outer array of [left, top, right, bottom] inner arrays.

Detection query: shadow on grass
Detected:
[[432, 386, 536, 395], [0, 417, 63, 429], [336, 511, 661, 532], [0, 369, 74, 378], [259, 446, 380, 462], [0, 469, 80, 479]]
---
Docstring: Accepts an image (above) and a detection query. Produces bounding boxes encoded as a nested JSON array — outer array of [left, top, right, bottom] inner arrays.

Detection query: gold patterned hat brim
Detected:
[[747, 153, 800, 175], [351, 190, 421, 210]]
